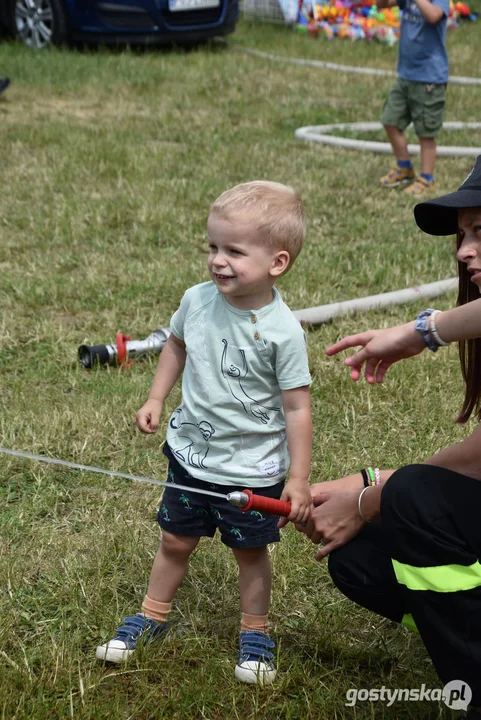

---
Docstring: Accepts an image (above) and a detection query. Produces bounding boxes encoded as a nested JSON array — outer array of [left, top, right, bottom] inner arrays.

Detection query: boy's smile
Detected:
[[207, 213, 289, 310]]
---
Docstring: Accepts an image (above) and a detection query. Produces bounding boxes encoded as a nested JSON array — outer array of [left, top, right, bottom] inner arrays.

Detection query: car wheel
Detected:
[[11, 0, 67, 49]]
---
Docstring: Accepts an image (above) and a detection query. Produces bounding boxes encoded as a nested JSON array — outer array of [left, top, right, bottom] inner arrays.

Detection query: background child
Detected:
[[96, 181, 313, 685], [378, 0, 449, 196]]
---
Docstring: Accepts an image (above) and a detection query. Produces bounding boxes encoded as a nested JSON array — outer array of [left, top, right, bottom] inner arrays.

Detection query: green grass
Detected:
[[1, 17, 480, 719]]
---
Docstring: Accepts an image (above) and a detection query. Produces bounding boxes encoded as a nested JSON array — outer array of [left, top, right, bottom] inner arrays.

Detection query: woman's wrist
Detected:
[[416, 309, 451, 352], [357, 485, 382, 523], [361, 467, 381, 487]]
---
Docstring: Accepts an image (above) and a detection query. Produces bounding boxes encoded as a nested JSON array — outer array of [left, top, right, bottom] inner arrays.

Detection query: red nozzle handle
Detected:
[[240, 489, 292, 518]]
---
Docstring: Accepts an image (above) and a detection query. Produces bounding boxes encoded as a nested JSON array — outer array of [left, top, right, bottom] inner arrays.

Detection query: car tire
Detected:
[[10, 0, 68, 49]]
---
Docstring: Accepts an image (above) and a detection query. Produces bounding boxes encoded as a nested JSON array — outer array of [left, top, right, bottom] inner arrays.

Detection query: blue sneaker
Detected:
[[234, 631, 276, 685], [96, 613, 167, 663]]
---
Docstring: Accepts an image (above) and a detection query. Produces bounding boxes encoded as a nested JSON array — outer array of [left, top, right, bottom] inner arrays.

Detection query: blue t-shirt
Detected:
[[397, 0, 449, 84]]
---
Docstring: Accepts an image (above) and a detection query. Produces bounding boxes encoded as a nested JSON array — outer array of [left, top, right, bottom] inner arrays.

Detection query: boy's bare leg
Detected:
[[419, 136, 436, 176], [384, 125, 410, 162], [96, 530, 199, 662], [232, 546, 271, 617], [232, 546, 276, 684], [147, 531, 200, 601]]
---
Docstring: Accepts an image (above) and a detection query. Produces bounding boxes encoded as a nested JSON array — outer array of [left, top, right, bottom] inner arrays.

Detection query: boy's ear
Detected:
[[270, 250, 290, 277]]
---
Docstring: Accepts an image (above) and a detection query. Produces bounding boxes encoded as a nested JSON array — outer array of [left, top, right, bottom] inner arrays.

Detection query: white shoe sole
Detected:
[[235, 662, 276, 685], [95, 644, 135, 663]]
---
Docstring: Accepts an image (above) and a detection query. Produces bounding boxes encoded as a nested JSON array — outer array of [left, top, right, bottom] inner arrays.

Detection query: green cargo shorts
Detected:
[[381, 77, 447, 138]]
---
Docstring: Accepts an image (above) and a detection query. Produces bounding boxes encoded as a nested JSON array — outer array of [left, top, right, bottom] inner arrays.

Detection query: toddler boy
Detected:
[[96, 181, 313, 685]]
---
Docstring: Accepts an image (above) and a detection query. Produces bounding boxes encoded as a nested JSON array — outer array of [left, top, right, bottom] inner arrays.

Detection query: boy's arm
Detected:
[[412, 0, 444, 23], [280, 385, 312, 523], [136, 334, 186, 433], [148, 333, 186, 402]]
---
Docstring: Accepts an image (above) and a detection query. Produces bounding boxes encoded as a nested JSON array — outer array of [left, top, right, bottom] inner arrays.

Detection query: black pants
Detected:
[[328, 464, 481, 705]]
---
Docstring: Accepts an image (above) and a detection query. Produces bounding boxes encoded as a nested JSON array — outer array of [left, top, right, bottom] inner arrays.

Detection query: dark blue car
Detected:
[[0, 0, 239, 49]]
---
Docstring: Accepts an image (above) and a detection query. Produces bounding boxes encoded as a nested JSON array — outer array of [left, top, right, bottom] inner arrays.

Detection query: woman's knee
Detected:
[[328, 545, 354, 595], [328, 523, 394, 596], [381, 464, 432, 525]]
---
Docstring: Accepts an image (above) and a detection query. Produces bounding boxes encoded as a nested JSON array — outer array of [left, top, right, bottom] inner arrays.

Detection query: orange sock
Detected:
[[141, 595, 172, 624], [241, 612, 269, 634]]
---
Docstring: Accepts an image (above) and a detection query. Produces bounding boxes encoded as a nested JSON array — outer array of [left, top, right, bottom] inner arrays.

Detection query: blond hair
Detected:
[[210, 181, 306, 271]]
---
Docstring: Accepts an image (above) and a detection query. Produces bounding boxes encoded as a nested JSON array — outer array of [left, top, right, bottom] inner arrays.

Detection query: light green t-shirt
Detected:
[[165, 282, 311, 487]]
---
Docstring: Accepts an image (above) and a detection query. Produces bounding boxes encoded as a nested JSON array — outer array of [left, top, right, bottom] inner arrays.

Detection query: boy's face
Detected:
[[207, 213, 289, 310], [456, 208, 481, 293]]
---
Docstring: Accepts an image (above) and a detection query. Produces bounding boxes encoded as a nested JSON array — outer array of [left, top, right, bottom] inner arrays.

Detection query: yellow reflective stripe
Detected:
[[401, 614, 418, 633], [392, 559, 481, 593]]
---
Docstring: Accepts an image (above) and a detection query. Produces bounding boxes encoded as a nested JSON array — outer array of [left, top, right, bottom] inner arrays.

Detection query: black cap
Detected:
[[414, 156, 481, 236]]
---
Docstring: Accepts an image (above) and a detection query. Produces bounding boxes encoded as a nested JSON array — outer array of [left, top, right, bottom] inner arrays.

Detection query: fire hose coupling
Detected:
[[78, 328, 171, 369], [226, 491, 251, 508]]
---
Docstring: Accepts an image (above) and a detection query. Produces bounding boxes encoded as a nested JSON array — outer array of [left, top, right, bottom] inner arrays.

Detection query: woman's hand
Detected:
[[325, 321, 426, 384], [295, 490, 366, 560], [279, 474, 371, 529]]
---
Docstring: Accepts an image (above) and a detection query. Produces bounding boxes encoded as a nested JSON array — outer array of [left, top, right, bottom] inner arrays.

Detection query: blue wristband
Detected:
[[415, 308, 439, 352]]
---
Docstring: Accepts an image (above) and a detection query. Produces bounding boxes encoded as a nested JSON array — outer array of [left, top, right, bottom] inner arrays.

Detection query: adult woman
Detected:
[[299, 157, 481, 717]]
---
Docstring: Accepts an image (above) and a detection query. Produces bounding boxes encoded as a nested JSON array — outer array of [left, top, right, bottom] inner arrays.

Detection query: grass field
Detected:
[[1, 14, 481, 719]]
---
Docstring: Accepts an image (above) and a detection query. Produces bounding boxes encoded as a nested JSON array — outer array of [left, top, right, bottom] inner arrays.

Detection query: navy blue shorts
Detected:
[[157, 444, 284, 549]]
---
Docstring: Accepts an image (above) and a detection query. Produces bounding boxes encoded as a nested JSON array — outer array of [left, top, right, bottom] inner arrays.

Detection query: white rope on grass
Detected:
[[295, 121, 481, 157], [225, 42, 481, 86], [293, 277, 458, 324]]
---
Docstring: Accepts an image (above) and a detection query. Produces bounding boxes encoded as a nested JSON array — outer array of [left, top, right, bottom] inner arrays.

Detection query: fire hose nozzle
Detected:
[[226, 491, 250, 508], [78, 327, 171, 369]]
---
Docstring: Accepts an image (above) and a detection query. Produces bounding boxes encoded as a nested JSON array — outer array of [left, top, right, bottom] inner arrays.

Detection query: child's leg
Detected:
[[404, 136, 437, 195], [142, 532, 200, 621], [232, 546, 276, 684], [147, 532, 200, 602], [384, 125, 410, 163], [96, 531, 200, 663], [381, 125, 416, 187], [232, 545, 271, 631], [419, 136, 436, 177], [380, 79, 415, 187], [405, 82, 445, 195], [212, 481, 283, 683], [411, 82, 445, 179]]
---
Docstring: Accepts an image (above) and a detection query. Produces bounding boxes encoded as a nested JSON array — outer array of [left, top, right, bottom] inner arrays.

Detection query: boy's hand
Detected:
[[280, 479, 312, 525], [136, 399, 163, 433]]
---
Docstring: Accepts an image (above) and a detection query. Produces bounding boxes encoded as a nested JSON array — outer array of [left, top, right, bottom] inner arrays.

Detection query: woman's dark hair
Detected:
[[456, 230, 481, 423]]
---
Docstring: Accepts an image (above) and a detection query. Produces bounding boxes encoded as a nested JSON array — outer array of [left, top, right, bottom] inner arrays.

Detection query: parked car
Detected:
[[0, 0, 239, 49]]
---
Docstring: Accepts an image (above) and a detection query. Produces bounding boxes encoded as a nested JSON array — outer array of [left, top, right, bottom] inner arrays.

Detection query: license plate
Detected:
[[169, 0, 220, 10]]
